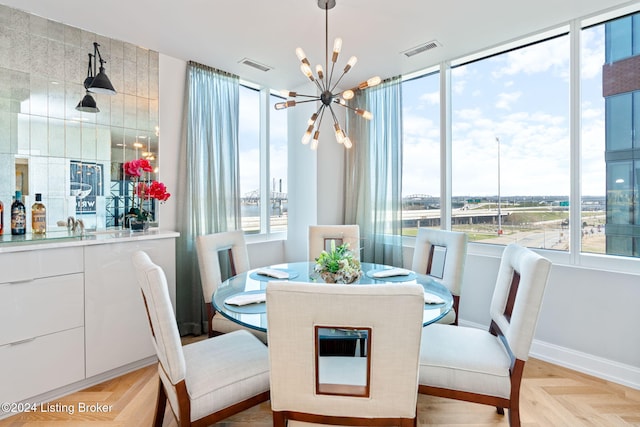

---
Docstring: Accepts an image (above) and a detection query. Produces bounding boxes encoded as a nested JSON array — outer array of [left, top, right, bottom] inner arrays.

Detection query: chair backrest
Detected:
[[411, 228, 468, 296], [490, 244, 552, 361], [267, 281, 424, 422], [309, 225, 361, 261], [196, 230, 250, 304], [132, 251, 186, 385]]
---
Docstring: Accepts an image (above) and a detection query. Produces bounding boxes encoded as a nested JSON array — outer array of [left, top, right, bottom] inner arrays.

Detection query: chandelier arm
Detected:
[[316, 105, 327, 130], [293, 98, 324, 105], [328, 104, 341, 126], [329, 69, 349, 93], [334, 99, 360, 113], [312, 77, 325, 94], [291, 94, 324, 99]]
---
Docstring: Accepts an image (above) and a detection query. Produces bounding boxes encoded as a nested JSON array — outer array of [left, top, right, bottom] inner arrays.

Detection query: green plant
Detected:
[[314, 241, 362, 283]]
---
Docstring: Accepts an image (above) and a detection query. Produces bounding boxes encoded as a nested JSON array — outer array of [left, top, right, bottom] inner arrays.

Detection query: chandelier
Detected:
[[274, 0, 380, 150]]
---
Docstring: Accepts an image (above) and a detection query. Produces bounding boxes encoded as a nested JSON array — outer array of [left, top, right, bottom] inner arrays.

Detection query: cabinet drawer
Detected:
[[0, 327, 84, 404], [0, 247, 83, 283], [0, 273, 84, 346]]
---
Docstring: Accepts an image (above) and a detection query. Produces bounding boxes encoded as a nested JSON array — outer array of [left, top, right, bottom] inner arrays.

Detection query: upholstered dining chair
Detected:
[[266, 281, 425, 427], [309, 224, 361, 261], [196, 230, 267, 342], [418, 244, 552, 427], [132, 251, 270, 427], [412, 228, 468, 325]]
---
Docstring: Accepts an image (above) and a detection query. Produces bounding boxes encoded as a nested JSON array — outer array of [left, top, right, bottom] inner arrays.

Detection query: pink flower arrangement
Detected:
[[123, 158, 171, 223]]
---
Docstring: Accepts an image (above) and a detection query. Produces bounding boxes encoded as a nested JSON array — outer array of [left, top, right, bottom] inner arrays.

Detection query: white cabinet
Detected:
[[84, 238, 176, 377], [0, 231, 177, 413], [0, 247, 85, 403]]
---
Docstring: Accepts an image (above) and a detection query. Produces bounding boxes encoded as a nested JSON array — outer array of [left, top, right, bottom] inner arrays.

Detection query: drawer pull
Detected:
[[9, 337, 37, 346], [8, 279, 36, 285]]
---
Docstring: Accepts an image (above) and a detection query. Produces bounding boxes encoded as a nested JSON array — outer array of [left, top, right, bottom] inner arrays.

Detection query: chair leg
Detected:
[[272, 411, 286, 427], [496, 406, 505, 415], [153, 378, 167, 427], [508, 404, 520, 427]]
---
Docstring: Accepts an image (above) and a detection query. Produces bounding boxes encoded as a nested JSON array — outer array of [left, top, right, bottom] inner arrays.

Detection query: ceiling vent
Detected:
[[402, 40, 441, 58], [239, 58, 272, 72]]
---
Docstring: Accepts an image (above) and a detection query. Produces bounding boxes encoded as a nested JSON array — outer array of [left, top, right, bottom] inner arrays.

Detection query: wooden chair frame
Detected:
[[418, 268, 529, 426]]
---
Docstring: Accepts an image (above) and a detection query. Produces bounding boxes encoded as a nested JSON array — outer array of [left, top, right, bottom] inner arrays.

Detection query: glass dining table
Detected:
[[212, 261, 453, 333]]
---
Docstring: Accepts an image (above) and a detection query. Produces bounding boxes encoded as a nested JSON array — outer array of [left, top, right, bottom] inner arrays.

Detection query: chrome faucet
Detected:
[[66, 216, 85, 234]]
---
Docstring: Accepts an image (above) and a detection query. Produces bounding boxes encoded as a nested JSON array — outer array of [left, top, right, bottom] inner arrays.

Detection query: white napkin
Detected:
[[255, 268, 289, 279], [424, 292, 445, 304], [372, 268, 412, 278], [225, 292, 266, 306]]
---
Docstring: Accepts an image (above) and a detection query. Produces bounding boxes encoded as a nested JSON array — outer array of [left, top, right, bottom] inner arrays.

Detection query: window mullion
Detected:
[[260, 88, 270, 234], [570, 19, 582, 264]]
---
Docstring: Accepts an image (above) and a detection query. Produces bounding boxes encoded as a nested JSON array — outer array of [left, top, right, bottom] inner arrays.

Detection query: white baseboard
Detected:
[[459, 319, 640, 391], [530, 340, 640, 390]]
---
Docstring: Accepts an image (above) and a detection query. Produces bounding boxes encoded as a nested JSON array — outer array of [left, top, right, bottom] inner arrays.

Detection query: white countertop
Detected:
[[0, 228, 179, 253]]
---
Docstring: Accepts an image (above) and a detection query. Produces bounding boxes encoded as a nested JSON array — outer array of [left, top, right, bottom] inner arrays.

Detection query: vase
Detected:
[[320, 269, 362, 284], [129, 218, 149, 232]]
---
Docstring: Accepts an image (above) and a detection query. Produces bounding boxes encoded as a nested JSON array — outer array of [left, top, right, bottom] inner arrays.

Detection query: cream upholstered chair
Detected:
[[412, 228, 468, 325], [309, 224, 361, 261], [418, 244, 551, 427], [196, 230, 266, 342], [132, 251, 270, 427], [267, 281, 424, 427]]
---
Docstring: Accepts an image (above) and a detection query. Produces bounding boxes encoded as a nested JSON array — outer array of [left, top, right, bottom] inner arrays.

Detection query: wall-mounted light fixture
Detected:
[[76, 42, 116, 113]]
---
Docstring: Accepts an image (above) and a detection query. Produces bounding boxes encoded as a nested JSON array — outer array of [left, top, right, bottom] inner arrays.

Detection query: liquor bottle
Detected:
[[32, 193, 46, 235], [11, 191, 26, 235], [0, 198, 3, 235]]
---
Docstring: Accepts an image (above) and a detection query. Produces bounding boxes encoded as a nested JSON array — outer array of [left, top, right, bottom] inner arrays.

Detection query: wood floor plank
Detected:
[[1, 357, 639, 426]]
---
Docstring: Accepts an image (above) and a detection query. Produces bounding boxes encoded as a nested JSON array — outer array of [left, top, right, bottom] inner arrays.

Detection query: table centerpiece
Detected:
[[314, 241, 362, 284]]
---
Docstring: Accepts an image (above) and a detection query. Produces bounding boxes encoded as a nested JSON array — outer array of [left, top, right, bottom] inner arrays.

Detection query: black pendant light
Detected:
[[87, 42, 116, 95], [75, 42, 116, 113], [76, 91, 100, 113]]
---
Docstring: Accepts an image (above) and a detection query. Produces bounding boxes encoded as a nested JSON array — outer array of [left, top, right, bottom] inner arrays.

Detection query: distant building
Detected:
[[603, 14, 640, 256]]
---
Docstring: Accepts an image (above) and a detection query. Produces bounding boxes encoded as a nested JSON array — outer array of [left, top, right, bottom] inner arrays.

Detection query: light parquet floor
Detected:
[[2, 349, 639, 426]]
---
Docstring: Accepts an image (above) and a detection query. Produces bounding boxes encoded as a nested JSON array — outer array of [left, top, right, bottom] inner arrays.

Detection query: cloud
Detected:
[[496, 91, 522, 110], [491, 36, 569, 79]]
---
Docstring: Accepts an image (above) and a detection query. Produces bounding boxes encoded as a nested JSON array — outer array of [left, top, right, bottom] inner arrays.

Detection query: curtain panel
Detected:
[[344, 76, 404, 266], [175, 62, 241, 335]]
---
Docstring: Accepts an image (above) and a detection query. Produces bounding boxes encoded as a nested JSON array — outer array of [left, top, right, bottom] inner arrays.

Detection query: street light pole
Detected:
[[496, 136, 502, 235]]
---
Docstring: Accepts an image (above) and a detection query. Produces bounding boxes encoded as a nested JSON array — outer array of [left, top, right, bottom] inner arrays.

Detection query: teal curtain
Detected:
[[344, 76, 404, 266], [175, 62, 241, 335]]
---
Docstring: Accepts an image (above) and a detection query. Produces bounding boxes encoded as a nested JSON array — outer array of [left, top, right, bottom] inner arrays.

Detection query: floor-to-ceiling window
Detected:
[[450, 34, 571, 251], [401, 71, 441, 236], [398, 5, 640, 267], [238, 85, 288, 235], [270, 93, 288, 233]]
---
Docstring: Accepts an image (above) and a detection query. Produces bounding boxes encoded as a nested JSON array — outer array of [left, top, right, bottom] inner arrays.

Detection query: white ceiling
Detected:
[[2, 0, 639, 91]]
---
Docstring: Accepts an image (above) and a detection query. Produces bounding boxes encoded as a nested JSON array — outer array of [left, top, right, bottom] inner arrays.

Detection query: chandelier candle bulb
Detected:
[[333, 38, 342, 57], [316, 65, 324, 80], [302, 127, 314, 144], [296, 48, 310, 65], [343, 137, 353, 149], [342, 89, 354, 100], [301, 63, 314, 80], [344, 56, 357, 73], [311, 131, 320, 150]]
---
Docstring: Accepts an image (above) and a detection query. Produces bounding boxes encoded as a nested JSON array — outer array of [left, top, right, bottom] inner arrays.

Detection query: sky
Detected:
[[402, 24, 607, 198]]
